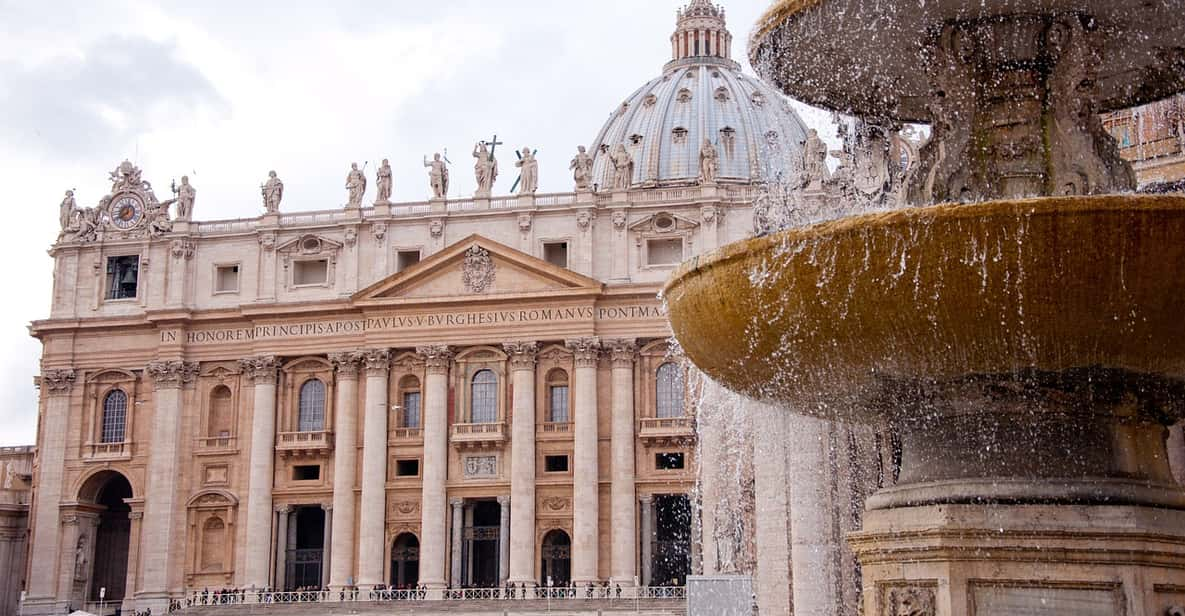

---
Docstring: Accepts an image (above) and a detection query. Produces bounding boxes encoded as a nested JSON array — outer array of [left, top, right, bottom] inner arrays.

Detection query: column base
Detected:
[[849, 503, 1185, 616], [19, 597, 68, 616]]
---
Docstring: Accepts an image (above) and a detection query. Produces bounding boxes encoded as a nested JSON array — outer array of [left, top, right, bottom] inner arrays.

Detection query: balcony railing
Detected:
[[196, 435, 236, 451], [177, 585, 686, 610], [389, 427, 423, 443], [638, 416, 695, 446], [275, 430, 333, 457], [537, 422, 572, 439], [84, 441, 131, 460], [450, 422, 507, 449]]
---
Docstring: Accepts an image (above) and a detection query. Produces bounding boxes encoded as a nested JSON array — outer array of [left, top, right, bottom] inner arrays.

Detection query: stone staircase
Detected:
[[179, 599, 685, 616]]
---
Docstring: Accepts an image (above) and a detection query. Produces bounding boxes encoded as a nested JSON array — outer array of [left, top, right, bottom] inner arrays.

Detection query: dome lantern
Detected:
[[670, 0, 732, 66]]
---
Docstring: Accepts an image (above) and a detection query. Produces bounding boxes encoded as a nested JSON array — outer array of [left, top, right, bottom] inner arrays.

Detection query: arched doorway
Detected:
[[78, 471, 133, 605], [389, 533, 419, 589], [540, 530, 571, 587]]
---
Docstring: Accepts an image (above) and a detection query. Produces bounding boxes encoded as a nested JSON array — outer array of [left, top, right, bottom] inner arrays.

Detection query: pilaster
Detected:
[[327, 351, 363, 588], [417, 345, 453, 590], [605, 339, 638, 585], [566, 337, 601, 583], [239, 356, 280, 588], [358, 349, 391, 586], [24, 369, 75, 614], [503, 341, 538, 586]]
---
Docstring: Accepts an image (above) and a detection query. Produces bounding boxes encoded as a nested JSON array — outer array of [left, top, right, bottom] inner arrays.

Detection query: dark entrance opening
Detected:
[[390, 533, 420, 589], [540, 529, 571, 587], [85, 471, 133, 604], [285, 506, 324, 590], [652, 494, 692, 586], [462, 500, 501, 588]]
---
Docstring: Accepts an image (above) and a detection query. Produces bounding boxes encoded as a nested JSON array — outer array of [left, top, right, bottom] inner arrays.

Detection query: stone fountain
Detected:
[[665, 1, 1185, 614]]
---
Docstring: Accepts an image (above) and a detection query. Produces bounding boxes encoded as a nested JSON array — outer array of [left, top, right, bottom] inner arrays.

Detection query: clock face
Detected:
[[109, 195, 144, 229]]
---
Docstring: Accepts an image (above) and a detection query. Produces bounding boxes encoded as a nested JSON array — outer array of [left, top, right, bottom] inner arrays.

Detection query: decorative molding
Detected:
[[328, 351, 365, 380], [393, 501, 420, 517], [362, 349, 392, 376], [171, 238, 196, 259], [239, 356, 280, 384], [612, 210, 627, 231], [449, 497, 464, 508], [417, 345, 454, 375], [541, 496, 570, 512], [429, 218, 444, 238], [462, 245, 496, 294], [517, 213, 532, 234], [565, 337, 601, 368], [146, 360, 200, 389], [497, 495, 510, 507], [258, 232, 276, 252], [463, 455, 497, 478], [882, 584, 937, 616], [503, 341, 538, 371], [372, 222, 388, 244], [343, 227, 357, 247], [604, 339, 638, 368], [42, 369, 77, 395], [700, 205, 719, 224]]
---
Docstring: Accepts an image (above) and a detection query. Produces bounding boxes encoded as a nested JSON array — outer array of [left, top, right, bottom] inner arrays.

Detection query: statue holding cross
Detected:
[[472, 136, 501, 197]]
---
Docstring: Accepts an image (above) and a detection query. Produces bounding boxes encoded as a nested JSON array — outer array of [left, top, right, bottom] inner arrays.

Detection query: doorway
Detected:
[[540, 529, 571, 587], [461, 500, 501, 588], [389, 533, 420, 589], [80, 471, 132, 604], [652, 494, 692, 586], [284, 506, 325, 590]]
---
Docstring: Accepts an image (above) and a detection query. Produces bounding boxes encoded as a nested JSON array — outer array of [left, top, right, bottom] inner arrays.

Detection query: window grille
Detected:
[[549, 385, 570, 423], [403, 391, 422, 428], [298, 379, 326, 432], [656, 362, 685, 418], [470, 370, 497, 424], [101, 389, 128, 443]]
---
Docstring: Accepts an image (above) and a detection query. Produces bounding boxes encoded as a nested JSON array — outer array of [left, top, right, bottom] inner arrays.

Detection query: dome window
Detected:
[[677, 88, 693, 103], [629, 134, 644, 145], [766, 131, 780, 146], [599, 144, 611, 154], [619, 101, 630, 114], [684, 70, 696, 80], [643, 94, 658, 108], [715, 87, 731, 102], [654, 213, 676, 232], [719, 126, 737, 152], [672, 127, 689, 145], [751, 92, 766, 107]]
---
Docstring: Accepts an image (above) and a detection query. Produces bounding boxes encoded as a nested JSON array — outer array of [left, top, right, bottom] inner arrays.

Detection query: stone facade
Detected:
[[1102, 94, 1185, 189], [0, 446, 33, 616]]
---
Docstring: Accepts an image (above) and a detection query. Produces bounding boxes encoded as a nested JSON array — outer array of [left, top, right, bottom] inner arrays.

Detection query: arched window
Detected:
[[546, 369, 570, 423], [470, 370, 497, 424], [200, 517, 226, 571], [298, 379, 326, 432], [656, 363, 685, 418], [400, 376, 422, 429], [207, 385, 233, 438], [101, 389, 128, 443]]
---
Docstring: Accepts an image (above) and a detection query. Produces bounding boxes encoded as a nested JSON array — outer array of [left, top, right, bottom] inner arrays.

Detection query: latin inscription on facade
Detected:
[[166, 304, 668, 345]]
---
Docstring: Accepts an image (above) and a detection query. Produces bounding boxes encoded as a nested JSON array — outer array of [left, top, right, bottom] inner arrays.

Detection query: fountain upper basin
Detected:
[[664, 194, 1185, 423]]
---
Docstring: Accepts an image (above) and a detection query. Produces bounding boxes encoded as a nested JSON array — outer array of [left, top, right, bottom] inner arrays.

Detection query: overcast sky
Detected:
[[0, 0, 836, 445]]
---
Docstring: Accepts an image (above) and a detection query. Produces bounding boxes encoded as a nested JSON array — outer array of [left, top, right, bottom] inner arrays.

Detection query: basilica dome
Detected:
[[589, 0, 809, 189]]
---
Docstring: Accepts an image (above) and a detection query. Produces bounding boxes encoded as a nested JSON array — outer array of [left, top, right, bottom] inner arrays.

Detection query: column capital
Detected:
[[496, 495, 510, 507], [502, 341, 538, 371], [275, 504, 292, 514], [639, 494, 653, 505], [604, 339, 638, 368], [449, 497, 464, 508], [240, 355, 280, 384], [362, 348, 392, 376], [328, 351, 365, 380], [40, 368, 77, 396], [145, 360, 200, 389], [128, 511, 144, 521], [321, 503, 333, 512], [565, 337, 602, 368], [417, 345, 454, 375]]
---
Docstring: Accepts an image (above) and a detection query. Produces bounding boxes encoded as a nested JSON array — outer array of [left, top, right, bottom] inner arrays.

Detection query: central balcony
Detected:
[[83, 441, 132, 461], [450, 422, 508, 450], [276, 430, 334, 458], [638, 416, 695, 447]]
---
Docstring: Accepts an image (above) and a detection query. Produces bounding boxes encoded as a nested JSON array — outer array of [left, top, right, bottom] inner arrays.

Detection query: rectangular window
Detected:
[[544, 455, 569, 473], [402, 391, 422, 428], [106, 255, 139, 300], [293, 259, 328, 286], [396, 459, 420, 477], [656, 452, 685, 470], [396, 250, 422, 272], [543, 242, 569, 268], [549, 385, 570, 423], [292, 465, 321, 481], [215, 264, 240, 293], [647, 238, 684, 266]]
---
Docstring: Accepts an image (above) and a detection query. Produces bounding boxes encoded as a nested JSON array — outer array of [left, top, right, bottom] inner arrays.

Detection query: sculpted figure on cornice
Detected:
[[608, 144, 635, 190], [146, 360, 200, 389], [345, 162, 367, 209], [570, 145, 594, 191], [375, 158, 393, 204], [516, 146, 538, 195], [473, 142, 498, 198], [503, 342, 538, 371], [58, 190, 76, 232], [424, 153, 449, 199], [163, 175, 196, 221], [699, 139, 719, 184], [800, 128, 830, 190], [261, 171, 284, 213], [58, 160, 175, 243]]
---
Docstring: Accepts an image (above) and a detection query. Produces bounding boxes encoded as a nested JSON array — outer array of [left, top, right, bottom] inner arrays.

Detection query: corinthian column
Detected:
[[605, 339, 637, 585], [139, 360, 199, 607], [566, 337, 601, 583], [753, 402, 792, 616], [358, 349, 391, 587], [25, 369, 74, 610], [240, 355, 280, 588], [502, 341, 537, 586], [328, 351, 363, 588], [417, 345, 453, 590]]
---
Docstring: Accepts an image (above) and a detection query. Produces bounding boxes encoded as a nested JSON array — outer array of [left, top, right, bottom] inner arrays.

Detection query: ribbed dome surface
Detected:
[[589, 62, 809, 188]]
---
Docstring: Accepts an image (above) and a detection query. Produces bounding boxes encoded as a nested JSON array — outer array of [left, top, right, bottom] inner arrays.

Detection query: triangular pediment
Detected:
[[353, 234, 602, 304]]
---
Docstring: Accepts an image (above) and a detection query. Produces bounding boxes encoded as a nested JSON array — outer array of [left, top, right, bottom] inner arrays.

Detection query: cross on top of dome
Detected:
[[670, 0, 732, 64]]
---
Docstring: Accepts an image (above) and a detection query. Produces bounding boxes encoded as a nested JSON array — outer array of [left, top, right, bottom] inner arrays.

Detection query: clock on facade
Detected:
[[109, 194, 144, 229]]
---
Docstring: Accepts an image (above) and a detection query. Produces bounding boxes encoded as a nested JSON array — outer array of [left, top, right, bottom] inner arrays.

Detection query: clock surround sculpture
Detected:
[[665, 1, 1185, 614]]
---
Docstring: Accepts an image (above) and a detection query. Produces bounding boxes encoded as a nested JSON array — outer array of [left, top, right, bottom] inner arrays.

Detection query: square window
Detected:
[[647, 238, 684, 266], [106, 255, 139, 300], [543, 242, 568, 268], [293, 259, 328, 286], [544, 455, 569, 473], [656, 452, 685, 470], [396, 250, 422, 272], [215, 264, 240, 293], [292, 465, 320, 481], [396, 459, 420, 477]]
